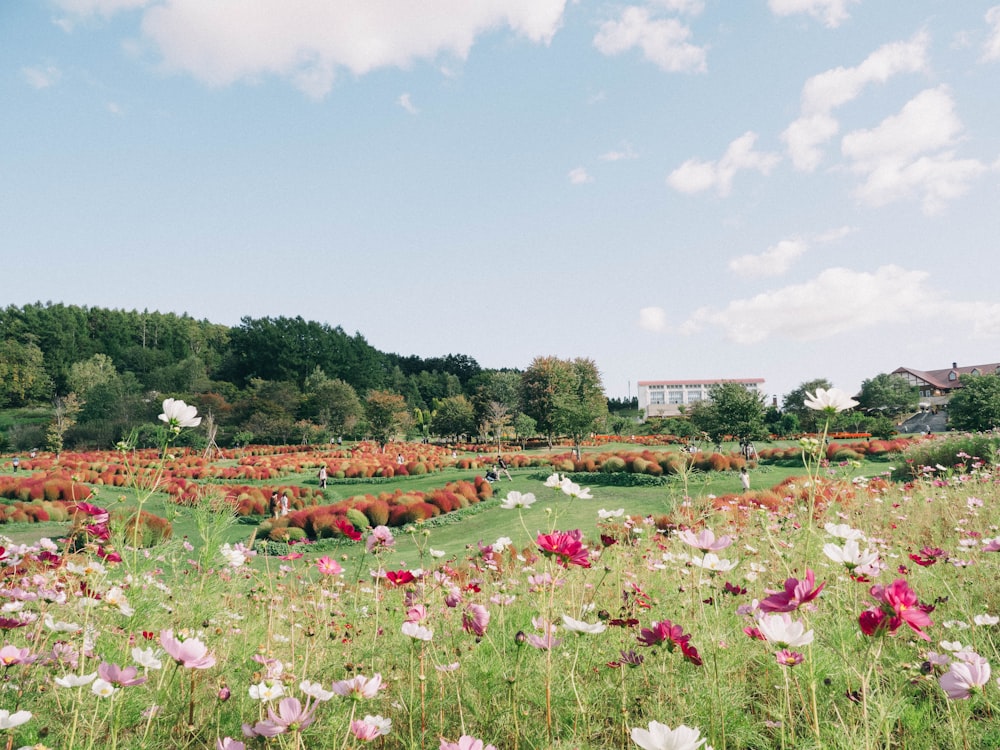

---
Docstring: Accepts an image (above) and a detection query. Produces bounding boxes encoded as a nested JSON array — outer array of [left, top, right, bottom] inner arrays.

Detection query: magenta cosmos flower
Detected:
[[758, 569, 825, 613], [462, 603, 490, 637], [637, 619, 702, 666], [315, 556, 343, 576], [536, 529, 591, 568], [859, 579, 933, 641], [440, 736, 498, 750], [160, 629, 216, 669]]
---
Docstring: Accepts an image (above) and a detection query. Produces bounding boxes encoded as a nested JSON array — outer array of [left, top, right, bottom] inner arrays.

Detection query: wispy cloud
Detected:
[[768, 0, 859, 29], [22, 65, 62, 89], [398, 93, 418, 115], [727, 226, 853, 278], [599, 142, 638, 162], [55, 0, 569, 99], [983, 6, 1000, 61], [842, 86, 988, 214], [667, 132, 779, 196], [782, 32, 929, 171], [678, 264, 1000, 343], [638, 306, 669, 333], [568, 167, 593, 185], [594, 6, 707, 73]]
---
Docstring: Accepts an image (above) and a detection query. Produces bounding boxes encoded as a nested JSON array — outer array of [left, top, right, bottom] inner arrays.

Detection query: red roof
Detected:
[[637, 378, 765, 387], [892, 363, 1000, 391]]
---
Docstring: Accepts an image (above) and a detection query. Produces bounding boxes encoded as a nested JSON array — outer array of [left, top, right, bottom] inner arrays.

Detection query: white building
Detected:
[[637, 378, 766, 419]]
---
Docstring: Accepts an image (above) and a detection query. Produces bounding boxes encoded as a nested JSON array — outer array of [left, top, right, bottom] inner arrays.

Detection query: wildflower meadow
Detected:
[[2, 394, 1000, 749]]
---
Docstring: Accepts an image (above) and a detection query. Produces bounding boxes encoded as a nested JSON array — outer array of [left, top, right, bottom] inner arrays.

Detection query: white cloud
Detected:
[[599, 142, 638, 161], [107, 101, 124, 115], [568, 167, 593, 184], [728, 239, 807, 278], [782, 32, 929, 171], [768, 0, 859, 29], [67, 0, 569, 99], [638, 306, 669, 333], [398, 93, 418, 115], [594, 6, 707, 73], [983, 6, 1000, 61], [682, 265, 935, 343], [841, 86, 988, 213], [653, 0, 705, 15], [21, 65, 62, 89], [667, 132, 779, 196]]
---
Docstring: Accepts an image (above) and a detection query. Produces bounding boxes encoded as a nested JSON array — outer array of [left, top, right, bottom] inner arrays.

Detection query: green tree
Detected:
[[430, 395, 477, 440], [782, 378, 834, 433], [512, 413, 536, 448], [552, 358, 608, 457], [689, 382, 767, 445], [302, 368, 363, 437], [856, 373, 919, 415], [0, 339, 53, 406], [948, 375, 1000, 431], [364, 390, 412, 448], [47, 393, 82, 456], [521, 356, 576, 448]]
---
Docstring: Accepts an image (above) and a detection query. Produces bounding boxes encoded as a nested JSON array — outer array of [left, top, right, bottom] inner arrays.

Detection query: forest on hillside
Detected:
[[0, 302, 632, 451]]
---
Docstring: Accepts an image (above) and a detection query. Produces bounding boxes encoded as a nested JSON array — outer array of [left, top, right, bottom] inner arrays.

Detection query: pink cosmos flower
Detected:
[[351, 714, 392, 740], [404, 604, 428, 623], [862, 579, 933, 641], [315, 556, 343, 576], [0, 645, 33, 666], [159, 629, 216, 670], [440, 736, 498, 750], [637, 619, 702, 666], [98, 661, 148, 686], [366, 525, 395, 552], [536, 529, 591, 568], [939, 655, 992, 700], [216, 738, 245, 750], [462, 603, 490, 637], [759, 569, 825, 613], [252, 697, 316, 737], [775, 649, 805, 667], [331, 673, 383, 700], [677, 527, 733, 552]]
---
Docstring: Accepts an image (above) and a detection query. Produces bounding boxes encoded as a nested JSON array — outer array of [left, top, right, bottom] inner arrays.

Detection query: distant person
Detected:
[[318, 466, 327, 489], [12, 457, 19, 472], [397, 453, 404, 465], [279, 492, 290, 517], [496, 455, 512, 481], [740, 466, 750, 492], [269, 491, 279, 519]]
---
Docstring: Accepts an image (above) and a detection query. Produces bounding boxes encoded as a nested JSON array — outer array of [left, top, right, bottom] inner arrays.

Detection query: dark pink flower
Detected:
[[759, 569, 825, 613], [98, 661, 147, 686], [462, 603, 490, 637], [861, 579, 932, 641], [536, 529, 590, 568]]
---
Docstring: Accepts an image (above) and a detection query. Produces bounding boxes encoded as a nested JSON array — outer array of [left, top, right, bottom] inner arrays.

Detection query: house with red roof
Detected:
[[892, 361, 1000, 405]]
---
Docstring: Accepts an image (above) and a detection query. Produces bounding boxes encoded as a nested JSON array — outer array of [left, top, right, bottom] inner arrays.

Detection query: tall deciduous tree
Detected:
[[689, 382, 767, 445], [948, 375, 1000, 431], [856, 373, 919, 414], [521, 356, 607, 452], [430, 395, 477, 440], [782, 378, 834, 433], [0, 339, 52, 406], [364, 390, 412, 448]]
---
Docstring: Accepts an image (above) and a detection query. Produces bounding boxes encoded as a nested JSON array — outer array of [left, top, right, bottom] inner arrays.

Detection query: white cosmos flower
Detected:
[[756, 613, 814, 649], [561, 614, 607, 635], [429, 548, 446, 558], [500, 491, 537, 510], [598, 508, 625, 519], [974, 614, 1000, 626], [300, 680, 334, 701], [493, 536, 513, 553], [55, 672, 97, 688], [823, 539, 879, 571], [0, 709, 31, 729], [401, 621, 434, 641], [544, 473, 563, 488], [803, 387, 859, 413], [91, 678, 117, 697], [248, 680, 286, 701], [823, 523, 866, 541], [630, 720, 713, 750], [131, 647, 163, 670], [158, 398, 201, 430], [560, 479, 592, 499], [45, 614, 81, 632], [690, 553, 738, 573]]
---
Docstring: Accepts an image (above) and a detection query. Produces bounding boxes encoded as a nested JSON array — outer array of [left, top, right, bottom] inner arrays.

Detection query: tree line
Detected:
[[0, 303, 609, 451]]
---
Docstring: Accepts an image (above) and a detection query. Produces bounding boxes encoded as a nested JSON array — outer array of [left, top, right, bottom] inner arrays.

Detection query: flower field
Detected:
[[2, 399, 1000, 749]]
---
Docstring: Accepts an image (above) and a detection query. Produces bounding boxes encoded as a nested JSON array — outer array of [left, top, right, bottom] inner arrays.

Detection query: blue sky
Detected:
[[3, 0, 1000, 402]]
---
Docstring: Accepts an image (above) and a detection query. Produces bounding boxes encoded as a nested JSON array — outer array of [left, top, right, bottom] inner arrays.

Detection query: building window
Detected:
[[668, 391, 683, 404], [687, 392, 702, 403], [971, 368, 980, 376], [949, 371, 957, 381], [649, 391, 665, 405]]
